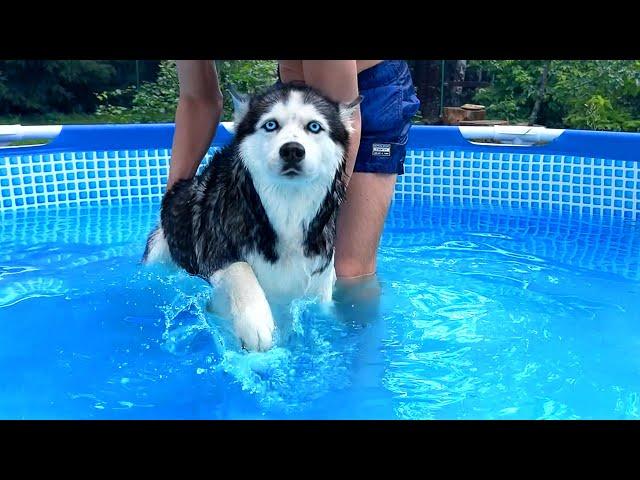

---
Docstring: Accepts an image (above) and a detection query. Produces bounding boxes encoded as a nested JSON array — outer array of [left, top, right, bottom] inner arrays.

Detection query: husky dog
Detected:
[[142, 83, 362, 351]]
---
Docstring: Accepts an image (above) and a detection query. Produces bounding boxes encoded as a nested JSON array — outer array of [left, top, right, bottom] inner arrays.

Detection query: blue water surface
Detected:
[[1, 201, 639, 419]]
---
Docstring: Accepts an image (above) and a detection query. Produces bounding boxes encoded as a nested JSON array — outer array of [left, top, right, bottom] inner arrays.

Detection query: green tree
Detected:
[[95, 60, 278, 123], [215, 60, 278, 120], [471, 60, 550, 124], [0, 60, 117, 115], [470, 60, 640, 131], [552, 60, 640, 130], [96, 60, 180, 122]]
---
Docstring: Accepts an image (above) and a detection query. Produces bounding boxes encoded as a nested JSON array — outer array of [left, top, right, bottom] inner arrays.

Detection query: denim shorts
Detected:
[[276, 60, 420, 175], [355, 60, 420, 175]]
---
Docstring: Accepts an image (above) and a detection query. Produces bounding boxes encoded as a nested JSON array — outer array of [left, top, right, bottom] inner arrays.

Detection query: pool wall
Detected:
[[1, 124, 639, 219]]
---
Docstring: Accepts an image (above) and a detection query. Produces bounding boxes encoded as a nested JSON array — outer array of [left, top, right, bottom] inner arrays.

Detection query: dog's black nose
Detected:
[[279, 142, 305, 165]]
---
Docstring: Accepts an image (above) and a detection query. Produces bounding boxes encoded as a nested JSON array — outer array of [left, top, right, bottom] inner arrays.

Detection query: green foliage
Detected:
[[95, 60, 278, 123], [216, 60, 278, 120], [95, 60, 180, 123], [0, 60, 117, 115], [472, 60, 546, 122], [6, 138, 51, 146], [470, 60, 640, 131], [0, 112, 133, 126], [564, 94, 640, 131], [3, 60, 638, 132], [552, 61, 640, 130]]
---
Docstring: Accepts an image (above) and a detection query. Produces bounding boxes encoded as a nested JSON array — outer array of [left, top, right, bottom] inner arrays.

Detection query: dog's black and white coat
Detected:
[[142, 83, 361, 351]]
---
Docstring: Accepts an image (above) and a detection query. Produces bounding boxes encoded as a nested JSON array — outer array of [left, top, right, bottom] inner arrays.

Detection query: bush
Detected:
[[95, 60, 278, 123], [0, 60, 116, 115], [470, 60, 640, 131]]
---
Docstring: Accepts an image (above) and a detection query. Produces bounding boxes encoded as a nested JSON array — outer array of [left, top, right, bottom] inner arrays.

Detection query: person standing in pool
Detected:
[[167, 60, 420, 285]]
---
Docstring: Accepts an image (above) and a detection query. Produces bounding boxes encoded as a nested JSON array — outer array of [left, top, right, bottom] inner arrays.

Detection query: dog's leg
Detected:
[[316, 257, 337, 303], [210, 262, 275, 352], [141, 226, 171, 264], [318, 268, 337, 303]]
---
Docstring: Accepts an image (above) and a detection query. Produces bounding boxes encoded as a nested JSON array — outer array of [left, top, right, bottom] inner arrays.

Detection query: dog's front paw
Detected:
[[233, 300, 275, 352]]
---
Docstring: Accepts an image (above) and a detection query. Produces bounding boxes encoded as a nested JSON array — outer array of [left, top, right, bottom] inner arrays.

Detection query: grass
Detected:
[[2, 113, 99, 125], [5, 138, 51, 147], [0, 112, 173, 126]]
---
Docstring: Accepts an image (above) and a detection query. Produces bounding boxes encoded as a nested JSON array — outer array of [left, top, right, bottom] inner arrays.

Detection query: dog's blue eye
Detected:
[[307, 121, 323, 134], [262, 120, 279, 132]]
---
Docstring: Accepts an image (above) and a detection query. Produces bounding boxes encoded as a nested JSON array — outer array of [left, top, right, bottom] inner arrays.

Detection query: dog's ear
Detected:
[[228, 86, 250, 125], [339, 95, 364, 133]]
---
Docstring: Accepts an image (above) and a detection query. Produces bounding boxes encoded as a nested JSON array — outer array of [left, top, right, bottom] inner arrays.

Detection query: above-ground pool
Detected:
[[1, 124, 639, 419]]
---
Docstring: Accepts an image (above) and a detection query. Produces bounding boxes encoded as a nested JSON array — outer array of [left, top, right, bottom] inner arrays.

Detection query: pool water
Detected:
[[1, 201, 639, 419]]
